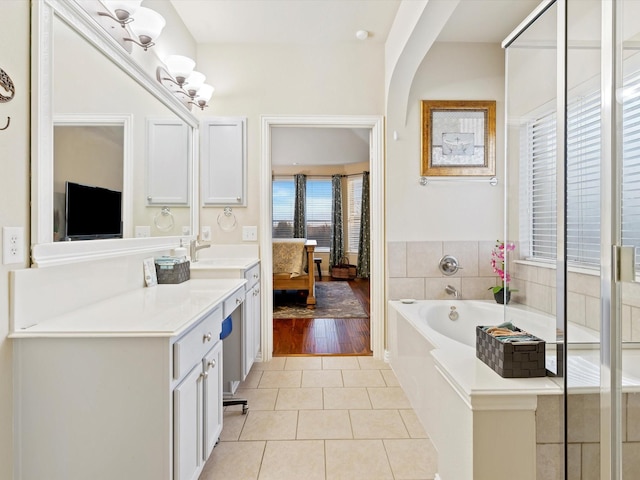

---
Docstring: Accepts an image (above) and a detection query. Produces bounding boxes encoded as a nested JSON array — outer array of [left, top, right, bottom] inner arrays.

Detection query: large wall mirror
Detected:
[[31, 0, 198, 266]]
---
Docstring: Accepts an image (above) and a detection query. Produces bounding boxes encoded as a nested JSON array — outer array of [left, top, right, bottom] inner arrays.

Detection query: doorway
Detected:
[[259, 115, 385, 362]]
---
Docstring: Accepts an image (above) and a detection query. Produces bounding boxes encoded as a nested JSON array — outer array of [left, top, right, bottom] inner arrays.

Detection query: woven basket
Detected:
[[476, 325, 546, 378], [332, 257, 357, 280], [155, 260, 190, 284]]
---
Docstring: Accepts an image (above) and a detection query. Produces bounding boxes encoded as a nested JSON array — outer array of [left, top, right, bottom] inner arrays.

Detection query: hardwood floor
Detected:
[[272, 277, 372, 356]]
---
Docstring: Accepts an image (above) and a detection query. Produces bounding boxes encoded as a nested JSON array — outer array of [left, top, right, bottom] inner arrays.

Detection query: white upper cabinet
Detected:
[[200, 117, 247, 206], [146, 119, 191, 205]]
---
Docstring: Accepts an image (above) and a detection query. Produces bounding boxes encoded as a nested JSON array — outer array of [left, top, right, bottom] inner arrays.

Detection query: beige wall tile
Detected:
[[567, 393, 600, 443], [259, 440, 325, 480], [461, 276, 497, 300], [622, 305, 632, 342], [349, 410, 409, 439], [536, 395, 563, 444], [567, 443, 582, 480], [387, 242, 407, 278], [425, 277, 460, 300], [536, 443, 563, 480], [622, 282, 640, 308], [627, 393, 640, 442], [325, 440, 394, 480], [406, 241, 442, 278], [584, 296, 600, 332], [581, 443, 600, 480], [567, 292, 586, 326], [444, 241, 479, 277], [388, 277, 425, 300], [479, 241, 497, 277], [568, 272, 600, 297], [623, 442, 640, 478], [297, 410, 353, 440], [631, 307, 640, 342]]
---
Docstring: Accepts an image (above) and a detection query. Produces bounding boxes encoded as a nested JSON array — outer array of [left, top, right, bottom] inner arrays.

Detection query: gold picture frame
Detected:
[[421, 100, 496, 176]]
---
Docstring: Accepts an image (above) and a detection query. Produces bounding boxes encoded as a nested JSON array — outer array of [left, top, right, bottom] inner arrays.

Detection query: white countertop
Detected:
[[9, 278, 246, 339], [190, 257, 259, 270]]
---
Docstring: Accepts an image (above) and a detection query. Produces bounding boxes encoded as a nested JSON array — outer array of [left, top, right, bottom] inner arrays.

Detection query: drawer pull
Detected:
[[203, 332, 212, 343], [208, 359, 216, 369], [253, 273, 259, 279], [236, 298, 242, 304]]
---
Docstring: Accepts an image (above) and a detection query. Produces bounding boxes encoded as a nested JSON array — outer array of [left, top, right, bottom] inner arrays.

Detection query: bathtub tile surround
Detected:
[[387, 240, 498, 300], [200, 356, 438, 480]]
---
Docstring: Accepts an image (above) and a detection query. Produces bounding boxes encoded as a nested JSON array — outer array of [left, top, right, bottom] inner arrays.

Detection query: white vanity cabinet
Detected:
[[11, 278, 246, 480], [173, 307, 224, 480], [243, 263, 261, 379], [200, 117, 247, 206]]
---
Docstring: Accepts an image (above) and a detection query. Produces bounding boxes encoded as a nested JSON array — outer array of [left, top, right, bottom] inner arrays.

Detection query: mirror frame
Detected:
[[31, 0, 199, 267]]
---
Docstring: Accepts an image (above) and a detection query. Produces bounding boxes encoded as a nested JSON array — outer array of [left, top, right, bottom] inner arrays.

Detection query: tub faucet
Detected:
[[190, 239, 211, 262], [445, 285, 460, 299]]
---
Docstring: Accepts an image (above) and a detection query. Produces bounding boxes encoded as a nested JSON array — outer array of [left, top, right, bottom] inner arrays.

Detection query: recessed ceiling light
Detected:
[[355, 30, 369, 40]]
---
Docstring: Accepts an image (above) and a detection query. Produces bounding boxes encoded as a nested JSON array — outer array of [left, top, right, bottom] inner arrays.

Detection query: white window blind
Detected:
[[622, 71, 640, 264], [272, 178, 294, 238], [524, 71, 640, 269], [524, 91, 602, 267], [306, 178, 332, 249], [347, 176, 363, 253]]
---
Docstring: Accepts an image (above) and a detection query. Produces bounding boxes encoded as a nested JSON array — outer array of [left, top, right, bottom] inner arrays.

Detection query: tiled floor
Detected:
[[199, 356, 438, 480]]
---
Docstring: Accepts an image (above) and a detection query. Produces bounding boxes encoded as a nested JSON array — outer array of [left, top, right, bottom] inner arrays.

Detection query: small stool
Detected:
[[313, 258, 322, 280]]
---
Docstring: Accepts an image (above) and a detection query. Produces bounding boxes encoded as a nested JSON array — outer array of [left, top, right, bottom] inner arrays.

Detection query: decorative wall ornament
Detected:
[[0, 66, 15, 130], [421, 100, 496, 177]]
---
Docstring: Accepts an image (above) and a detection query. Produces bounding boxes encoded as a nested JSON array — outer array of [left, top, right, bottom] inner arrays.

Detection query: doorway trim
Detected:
[[260, 115, 385, 361]]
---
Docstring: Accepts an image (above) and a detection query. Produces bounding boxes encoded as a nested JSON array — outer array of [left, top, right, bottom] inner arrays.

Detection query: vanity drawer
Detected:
[[173, 306, 223, 380], [244, 263, 260, 288], [223, 286, 245, 317]]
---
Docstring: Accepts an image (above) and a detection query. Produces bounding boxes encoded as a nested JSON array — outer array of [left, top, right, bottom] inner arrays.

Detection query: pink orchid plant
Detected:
[[489, 240, 517, 294]]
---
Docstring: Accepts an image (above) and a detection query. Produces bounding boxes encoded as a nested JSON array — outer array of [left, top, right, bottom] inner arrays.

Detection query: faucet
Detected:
[[190, 239, 211, 262], [445, 285, 460, 299]]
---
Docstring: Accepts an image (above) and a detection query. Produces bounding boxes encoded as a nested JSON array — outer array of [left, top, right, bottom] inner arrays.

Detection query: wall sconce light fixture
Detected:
[[98, 1, 165, 51], [157, 55, 214, 110]]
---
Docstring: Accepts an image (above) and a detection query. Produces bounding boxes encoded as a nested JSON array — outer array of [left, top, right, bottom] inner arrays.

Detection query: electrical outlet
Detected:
[[201, 226, 211, 242], [182, 226, 191, 235], [3, 226, 25, 265], [242, 226, 258, 241], [135, 226, 151, 238]]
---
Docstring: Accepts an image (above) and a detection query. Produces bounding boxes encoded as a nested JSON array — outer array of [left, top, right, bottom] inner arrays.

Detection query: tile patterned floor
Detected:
[[199, 356, 438, 480]]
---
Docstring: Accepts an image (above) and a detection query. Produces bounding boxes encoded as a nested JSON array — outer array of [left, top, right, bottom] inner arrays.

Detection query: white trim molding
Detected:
[[260, 115, 386, 360]]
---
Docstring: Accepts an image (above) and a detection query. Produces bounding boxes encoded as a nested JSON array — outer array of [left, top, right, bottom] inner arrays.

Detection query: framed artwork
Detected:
[[421, 100, 496, 176]]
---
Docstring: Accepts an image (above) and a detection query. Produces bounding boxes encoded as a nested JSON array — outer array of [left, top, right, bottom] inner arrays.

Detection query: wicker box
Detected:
[[155, 260, 190, 284], [331, 263, 357, 280], [476, 325, 546, 378]]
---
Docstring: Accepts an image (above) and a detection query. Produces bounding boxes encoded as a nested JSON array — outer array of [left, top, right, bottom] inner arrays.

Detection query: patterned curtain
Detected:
[[329, 174, 344, 271], [293, 174, 306, 238], [357, 171, 370, 278]]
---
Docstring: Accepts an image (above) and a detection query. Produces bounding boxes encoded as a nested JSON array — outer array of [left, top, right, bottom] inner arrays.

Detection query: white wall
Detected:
[[195, 42, 385, 244], [0, 3, 30, 478], [386, 42, 505, 242]]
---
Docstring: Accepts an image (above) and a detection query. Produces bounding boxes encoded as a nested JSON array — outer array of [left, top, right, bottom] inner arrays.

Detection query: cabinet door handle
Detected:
[[200, 371, 209, 379], [203, 332, 212, 342], [236, 298, 242, 304], [236, 197, 241, 202], [253, 273, 258, 279], [208, 359, 216, 370]]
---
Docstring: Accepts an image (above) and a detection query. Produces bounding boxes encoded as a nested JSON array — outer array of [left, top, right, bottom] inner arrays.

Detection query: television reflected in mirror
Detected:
[[64, 181, 123, 241]]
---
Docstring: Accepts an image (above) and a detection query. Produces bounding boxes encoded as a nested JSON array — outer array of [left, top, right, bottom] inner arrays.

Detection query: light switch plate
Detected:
[[242, 226, 258, 241], [135, 226, 151, 238], [3, 226, 25, 264], [201, 226, 212, 242]]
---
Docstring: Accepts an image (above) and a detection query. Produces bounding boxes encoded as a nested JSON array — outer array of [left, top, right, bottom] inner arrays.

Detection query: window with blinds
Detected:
[[271, 177, 333, 249], [347, 176, 363, 253], [524, 70, 640, 269]]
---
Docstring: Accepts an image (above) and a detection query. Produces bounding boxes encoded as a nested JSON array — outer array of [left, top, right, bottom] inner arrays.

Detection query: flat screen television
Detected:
[[65, 181, 123, 240]]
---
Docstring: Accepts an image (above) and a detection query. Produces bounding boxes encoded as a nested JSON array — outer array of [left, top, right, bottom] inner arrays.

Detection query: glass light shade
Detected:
[[196, 84, 214, 103], [184, 71, 206, 93], [102, 0, 142, 20], [165, 55, 195, 82], [129, 7, 166, 44]]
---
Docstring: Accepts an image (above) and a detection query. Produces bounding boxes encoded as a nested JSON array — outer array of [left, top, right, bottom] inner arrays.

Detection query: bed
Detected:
[[272, 239, 317, 308]]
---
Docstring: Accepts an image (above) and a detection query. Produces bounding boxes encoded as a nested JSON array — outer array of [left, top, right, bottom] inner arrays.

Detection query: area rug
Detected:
[[273, 282, 368, 319]]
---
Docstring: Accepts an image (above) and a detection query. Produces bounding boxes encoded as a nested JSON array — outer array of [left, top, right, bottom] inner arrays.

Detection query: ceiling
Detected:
[[168, 0, 540, 167]]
